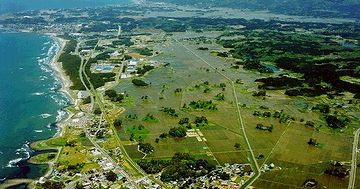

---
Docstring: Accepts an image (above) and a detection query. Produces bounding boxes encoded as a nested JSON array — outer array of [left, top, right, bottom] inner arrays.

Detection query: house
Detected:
[[78, 91, 90, 99], [110, 51, 120, 57], [129, 59, 139, 66]]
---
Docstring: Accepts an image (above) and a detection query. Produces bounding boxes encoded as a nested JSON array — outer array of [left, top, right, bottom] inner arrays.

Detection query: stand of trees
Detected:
[[132, 79, 149, 86], [137, 65, 154, 75], [112, 37, 134, 47], [325, 115, 348, 129], [135, 48, 153, 56], [324, 162, 349, 178], [187, 100, 217, 110], [139, 143, 154, 154], [256, 124, 273, 132], [160, 107, 178, 117], [137, 153, 215, 182], [58, 39, 84, 90], [194, 116, 208, 127], [105, 89, 124, 102], [169, 126, 187, 137]]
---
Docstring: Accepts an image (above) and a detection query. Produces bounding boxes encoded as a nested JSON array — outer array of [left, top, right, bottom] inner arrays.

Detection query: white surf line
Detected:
[[175, 39, 261, 188]]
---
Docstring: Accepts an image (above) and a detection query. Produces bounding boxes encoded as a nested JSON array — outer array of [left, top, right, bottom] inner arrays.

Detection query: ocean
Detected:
[[0, 32, 69, 181], [0, 0, 132, 182], [0, 0, 131, 15]]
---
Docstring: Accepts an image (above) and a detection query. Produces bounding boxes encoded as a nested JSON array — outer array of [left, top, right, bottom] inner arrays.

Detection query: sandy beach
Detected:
[[13, 34, 77, 188], [48, 33, 75, 104]]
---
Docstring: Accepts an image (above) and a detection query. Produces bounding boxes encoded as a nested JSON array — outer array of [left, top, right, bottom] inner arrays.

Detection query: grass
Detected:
[[142, 114, 159, 123], [46, 137, 67, 147], [111, 32, 355, 188], [29, 153, 57, 164], [126, 126, 150, 140]]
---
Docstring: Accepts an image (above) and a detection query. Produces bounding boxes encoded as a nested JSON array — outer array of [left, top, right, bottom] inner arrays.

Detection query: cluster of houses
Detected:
[[164, 163, 254, 188]]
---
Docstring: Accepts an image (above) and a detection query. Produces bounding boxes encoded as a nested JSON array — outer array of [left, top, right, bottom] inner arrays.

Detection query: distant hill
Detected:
[[148, 0, 360, 19]]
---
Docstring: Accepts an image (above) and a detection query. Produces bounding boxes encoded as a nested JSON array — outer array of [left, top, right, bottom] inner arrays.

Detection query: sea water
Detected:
[[0, 0, 131, 15], [0, 32, 69, 181]]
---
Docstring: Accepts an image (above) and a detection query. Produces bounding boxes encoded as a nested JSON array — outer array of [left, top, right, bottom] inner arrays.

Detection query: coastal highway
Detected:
[[81, 57, 167, 188], [348, 128, 360, 189], [77, 42, 167, 188], [175, 38, 261, 189], [76, 44, 141, 188]]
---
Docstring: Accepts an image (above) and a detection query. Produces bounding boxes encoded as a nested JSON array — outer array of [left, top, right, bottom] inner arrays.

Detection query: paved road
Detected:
[[348, 128, 360, 189], [77, 44, 140, 189], [175, 38, 261, 189]]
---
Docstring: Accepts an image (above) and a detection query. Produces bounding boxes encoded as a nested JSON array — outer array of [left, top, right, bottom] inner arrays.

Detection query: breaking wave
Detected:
[[6, 142, 33, 168], [40, 113, 52, 119]]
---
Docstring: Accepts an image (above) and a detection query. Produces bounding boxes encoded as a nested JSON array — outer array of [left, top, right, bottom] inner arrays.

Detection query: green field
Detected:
[[112, 31, 356, 188]]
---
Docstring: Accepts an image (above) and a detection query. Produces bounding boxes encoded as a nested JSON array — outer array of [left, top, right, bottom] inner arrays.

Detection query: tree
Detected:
[[113, 117, 122, 128], [325, 115, 346, 128], [252, 90, 266, 97], [75, 183, 84, 189], [159, 133, 168, 139], [219, 83, 226, 88], [130, 133, 134, 141], [139, 143, 154, 154], [307, 138, 318, 146], [105, 89, 117, 98], [82, 96, 91, 104], [174, 88, 182, 93], [138, 124, 145, 130], [234, 143, 240, 149], [194, 116, 208, 126], [305, 121, 315, 127], [105, 171, 117, 182], [178, 117, 189, 125], [214, 93, 225, 101], [258, 154, 265, 159], [94, 107, 102, 115], [219, 172, 230, 180]]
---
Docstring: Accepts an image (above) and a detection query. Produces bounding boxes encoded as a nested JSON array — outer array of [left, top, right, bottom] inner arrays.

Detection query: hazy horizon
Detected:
[[0, 0, 131, 14]]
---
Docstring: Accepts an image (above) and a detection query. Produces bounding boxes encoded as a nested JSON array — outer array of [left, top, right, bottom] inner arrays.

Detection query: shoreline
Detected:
[[33, 33, 76, 177], [0, 33, 76, 188]]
